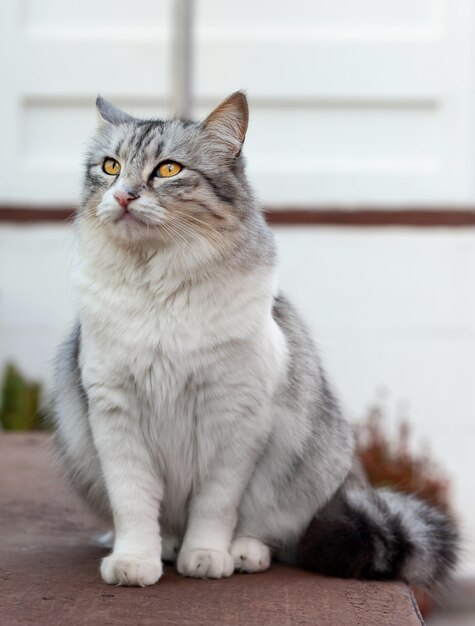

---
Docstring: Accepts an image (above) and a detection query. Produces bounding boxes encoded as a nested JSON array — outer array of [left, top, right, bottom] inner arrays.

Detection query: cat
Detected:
[[54, 92, 458, 587]]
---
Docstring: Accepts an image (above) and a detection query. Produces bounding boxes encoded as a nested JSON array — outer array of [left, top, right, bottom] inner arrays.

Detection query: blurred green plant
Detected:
[[0, 363, 50, 431]]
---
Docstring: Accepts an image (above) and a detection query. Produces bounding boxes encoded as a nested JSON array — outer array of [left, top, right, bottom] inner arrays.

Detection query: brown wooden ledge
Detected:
[[0, 433, 424, 625], [1, 205, 475, 227]]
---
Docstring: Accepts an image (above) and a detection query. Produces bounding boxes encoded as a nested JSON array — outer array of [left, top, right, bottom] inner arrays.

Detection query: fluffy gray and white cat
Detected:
[[54, 92, 458, 587]]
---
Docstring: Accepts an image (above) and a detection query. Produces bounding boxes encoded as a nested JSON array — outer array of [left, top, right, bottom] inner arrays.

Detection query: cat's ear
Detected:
[[96, 95, 133, 126], [203, 91, 249, 156]]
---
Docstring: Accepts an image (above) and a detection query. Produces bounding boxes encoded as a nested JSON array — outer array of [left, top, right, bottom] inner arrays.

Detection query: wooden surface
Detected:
[[0, 433, 425, 625], [2, 205, 475, 227]]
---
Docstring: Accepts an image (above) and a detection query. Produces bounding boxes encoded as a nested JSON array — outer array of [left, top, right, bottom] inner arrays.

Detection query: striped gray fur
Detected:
[[54, 92, 459, 588]]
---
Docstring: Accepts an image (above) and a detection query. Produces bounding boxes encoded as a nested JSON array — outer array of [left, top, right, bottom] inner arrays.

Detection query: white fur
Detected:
[[74, 218, 287, 585], [231, 537, 271, 573], [55, 96, 456, 589]]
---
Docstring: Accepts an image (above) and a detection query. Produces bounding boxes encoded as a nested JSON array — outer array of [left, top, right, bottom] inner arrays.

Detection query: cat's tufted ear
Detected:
[[203, 91, 249, 157], [96, 95, 134, 126]]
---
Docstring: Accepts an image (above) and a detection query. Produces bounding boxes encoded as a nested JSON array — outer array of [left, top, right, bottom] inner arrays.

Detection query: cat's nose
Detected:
[[114, 188, 139, 208]]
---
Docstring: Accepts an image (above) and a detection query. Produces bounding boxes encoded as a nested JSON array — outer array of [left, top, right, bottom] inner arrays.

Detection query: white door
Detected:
[[0, 0, 172, 205], [195, 0, 475, 206], [1, 0, 475, 207]]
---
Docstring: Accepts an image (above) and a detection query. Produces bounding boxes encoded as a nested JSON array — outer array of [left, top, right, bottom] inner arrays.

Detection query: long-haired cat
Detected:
[[54, 92, 458, 587]]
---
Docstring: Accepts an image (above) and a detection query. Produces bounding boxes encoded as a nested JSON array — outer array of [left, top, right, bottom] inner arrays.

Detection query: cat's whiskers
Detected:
[[159, 214, 224, 258], [175, 212, 234, 252], [168, 218, 236, 281], [171, 212, 227, 252], [154, 219, 190, 250], [171, 209, 225, 234], [170, 217, 224, 256]]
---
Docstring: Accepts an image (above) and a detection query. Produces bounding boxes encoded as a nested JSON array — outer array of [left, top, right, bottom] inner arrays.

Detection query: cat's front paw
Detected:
[[231, 537, 271, 573], [101, 552, 163, 586], [177, 548, 234, 579]]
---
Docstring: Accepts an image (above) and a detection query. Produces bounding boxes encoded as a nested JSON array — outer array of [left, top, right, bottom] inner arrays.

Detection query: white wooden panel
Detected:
[[196, 40, 442, 102], [195, 0, 444, 100], [247, 107, 438, 164], [0, 0, 172, 205], [198, 0, 442, 32], [2, 0, 475, 205], [17, 40, 170, 97], [197, 102, 442, 205], [248, 167, 442, 206], [23, 0, 171, 31], [195, 0, 475, 205], [195, 104, 439, 164]]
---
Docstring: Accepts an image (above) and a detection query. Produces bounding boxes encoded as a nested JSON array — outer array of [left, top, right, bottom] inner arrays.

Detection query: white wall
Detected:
[[0, 0, 172, 204], [195, 0, 475, 205], [1, 223, 475, 572]]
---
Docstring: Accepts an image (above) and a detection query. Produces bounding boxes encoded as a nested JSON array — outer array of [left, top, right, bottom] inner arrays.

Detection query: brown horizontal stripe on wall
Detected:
[[1, 206, 475, 227], [0, 207, 75, 222], [266, 209, 475, 227]]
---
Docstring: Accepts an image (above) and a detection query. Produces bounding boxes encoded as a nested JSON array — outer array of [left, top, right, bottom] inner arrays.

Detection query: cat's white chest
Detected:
[[82, 273, 203, 356], [79, 270, 218, 532], [78, 252, 276, 537]]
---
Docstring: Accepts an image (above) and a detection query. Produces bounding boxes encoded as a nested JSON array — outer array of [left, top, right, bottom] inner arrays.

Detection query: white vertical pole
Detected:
[[172, 0, 193, 118]]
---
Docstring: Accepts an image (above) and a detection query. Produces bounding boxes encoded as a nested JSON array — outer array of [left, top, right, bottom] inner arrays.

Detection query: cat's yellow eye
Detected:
[[157, 161, 182, 178], [103, 158, 121, 176]]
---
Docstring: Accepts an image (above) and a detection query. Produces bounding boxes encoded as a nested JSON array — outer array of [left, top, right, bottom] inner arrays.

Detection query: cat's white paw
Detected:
[[100, 552, 163, 586], [177, 548, 234, 579], [231, 537, 271, 573]]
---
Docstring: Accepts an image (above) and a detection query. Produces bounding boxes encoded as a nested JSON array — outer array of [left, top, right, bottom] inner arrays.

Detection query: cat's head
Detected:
[[81, 92, 253, 249]]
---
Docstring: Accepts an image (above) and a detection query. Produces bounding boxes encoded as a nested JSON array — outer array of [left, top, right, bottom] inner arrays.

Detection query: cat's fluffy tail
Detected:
[[296, 487, 459, 589]]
